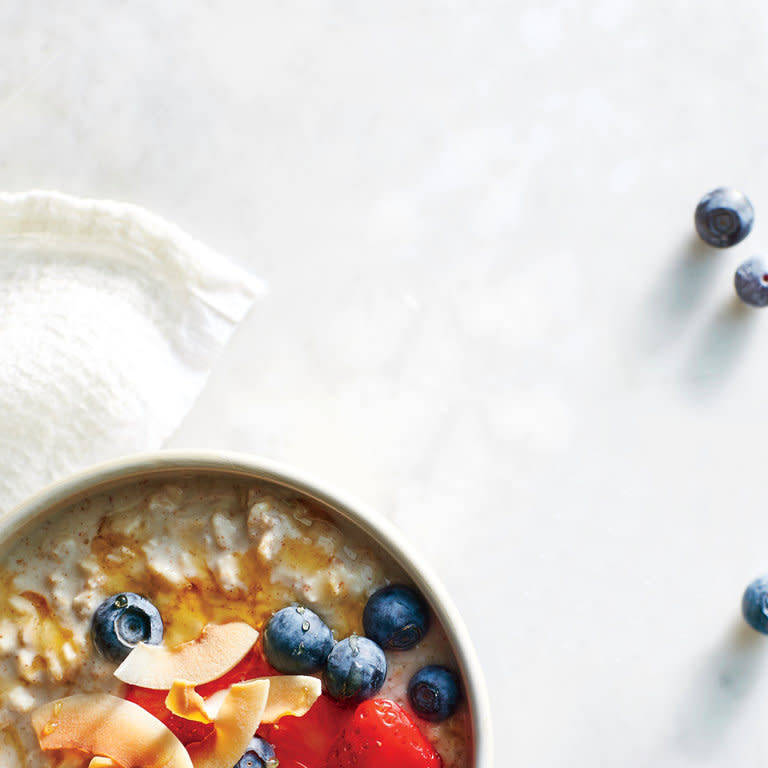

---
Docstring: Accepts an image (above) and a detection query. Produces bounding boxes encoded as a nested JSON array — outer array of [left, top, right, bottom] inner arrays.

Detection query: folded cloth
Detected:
[[0, 190, 264, 512]]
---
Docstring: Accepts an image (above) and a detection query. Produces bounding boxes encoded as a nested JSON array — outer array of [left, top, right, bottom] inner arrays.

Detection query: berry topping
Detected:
[[234, 736, 278, 768], [258, 693, 354, 768], [407, 665, 461, 722], [196, 646, 276, 697], [743, 575, 768, 634], [91, 593, 163, 663], [324, 636, 387, 704], [734, 257, 768, 307], [694, 187, 754, 248], [363, 585, 430, 650], [263, 605, 335, 675], [325, 698, 442, 768]]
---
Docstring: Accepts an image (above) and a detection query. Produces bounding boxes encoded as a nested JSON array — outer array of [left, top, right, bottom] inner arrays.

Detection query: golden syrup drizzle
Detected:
[[86, 494, 368, 644]]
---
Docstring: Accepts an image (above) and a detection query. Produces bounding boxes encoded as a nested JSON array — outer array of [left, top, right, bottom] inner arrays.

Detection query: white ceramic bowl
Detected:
[[0, 450, 492, 767]]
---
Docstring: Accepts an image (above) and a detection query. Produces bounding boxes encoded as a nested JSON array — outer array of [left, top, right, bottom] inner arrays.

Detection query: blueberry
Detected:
[[324, 635, 387, 703], [363, 584, 430, 650], [694, 187, 754, 248], [734, 257, 768, 307], [263, 605, 335, 674], [234, 736, 278, 768], [91, 592, 163, 663], [742, 575, 768, 634], [407, 665, 461, 722]]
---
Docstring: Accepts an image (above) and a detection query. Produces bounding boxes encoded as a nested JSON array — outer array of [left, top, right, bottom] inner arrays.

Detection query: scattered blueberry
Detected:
[[91, 592, 163, 663], [263, 605, 335, 674], [363, 584, 430, 650], [734, 257, 768, 307], [694, 187, 754, 248], [324, 635, 387, 703], [234, 736, 278, 768], [743, 575, 768, 634], [407, 665, 461, 722]]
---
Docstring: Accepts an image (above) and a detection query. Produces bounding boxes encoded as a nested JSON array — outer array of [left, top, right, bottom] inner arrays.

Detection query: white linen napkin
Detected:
[[0, 191, 264, 512]]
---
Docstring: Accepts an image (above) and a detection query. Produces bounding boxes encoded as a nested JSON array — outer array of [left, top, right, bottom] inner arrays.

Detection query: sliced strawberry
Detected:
[[196, 645, 276, 697], [325, 698, 442, 768], [258, 693, 355, 768]]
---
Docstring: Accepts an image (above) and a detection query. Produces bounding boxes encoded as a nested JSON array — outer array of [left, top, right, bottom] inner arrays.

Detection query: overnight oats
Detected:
[[0, 473, 473, 767]]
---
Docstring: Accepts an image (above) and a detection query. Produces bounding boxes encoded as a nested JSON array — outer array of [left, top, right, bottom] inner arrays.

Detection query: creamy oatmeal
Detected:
[[0, 475, 471, 767]]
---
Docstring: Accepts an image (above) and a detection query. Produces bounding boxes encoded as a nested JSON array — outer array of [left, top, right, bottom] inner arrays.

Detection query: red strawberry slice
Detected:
[[196, 645, 276, 696], [324, 698, 443, 768], [258, 693, 355, 768]]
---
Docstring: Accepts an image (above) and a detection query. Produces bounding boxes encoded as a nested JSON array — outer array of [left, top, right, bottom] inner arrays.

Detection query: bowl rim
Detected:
[[1, 449, 493, 767]]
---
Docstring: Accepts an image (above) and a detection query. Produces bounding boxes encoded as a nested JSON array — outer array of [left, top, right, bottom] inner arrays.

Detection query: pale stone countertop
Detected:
[[5, 2, 768, 765]]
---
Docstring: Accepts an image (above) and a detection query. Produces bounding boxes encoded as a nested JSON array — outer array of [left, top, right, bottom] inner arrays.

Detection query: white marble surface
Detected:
[[7, 1, 768, 765]]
